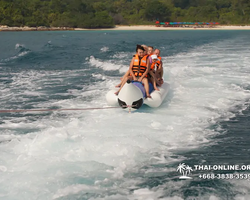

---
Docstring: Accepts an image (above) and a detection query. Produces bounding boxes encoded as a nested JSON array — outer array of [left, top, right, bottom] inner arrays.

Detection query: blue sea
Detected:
[[0, 30, 250, 200]]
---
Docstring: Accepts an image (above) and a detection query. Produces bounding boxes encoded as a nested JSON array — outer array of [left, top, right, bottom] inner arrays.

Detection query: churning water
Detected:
[[0, 30, 250, 200]]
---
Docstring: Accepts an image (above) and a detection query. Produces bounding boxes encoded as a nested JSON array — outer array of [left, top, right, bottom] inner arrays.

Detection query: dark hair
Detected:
[[136, 44, 145, 52], [148, 46, 154, 49]]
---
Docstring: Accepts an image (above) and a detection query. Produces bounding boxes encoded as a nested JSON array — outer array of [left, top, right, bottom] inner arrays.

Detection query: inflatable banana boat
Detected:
[[106, 80, 170, 112]]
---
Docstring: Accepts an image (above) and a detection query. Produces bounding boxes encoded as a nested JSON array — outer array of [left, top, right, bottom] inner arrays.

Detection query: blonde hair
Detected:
[[141, 44, 148, 53]]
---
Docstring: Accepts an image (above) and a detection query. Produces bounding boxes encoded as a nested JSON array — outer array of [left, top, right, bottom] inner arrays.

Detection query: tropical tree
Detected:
[[1, 0, 250, 27], [177, 163, 186, 176], [145, 0, 171, 21], [185, 165, 193, 176]]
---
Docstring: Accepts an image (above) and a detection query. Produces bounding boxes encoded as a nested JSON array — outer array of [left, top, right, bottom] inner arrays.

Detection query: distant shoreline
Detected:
[[86, 25, 250, 30], [1, 25, 250, 31], [0, 26, 74, 31]]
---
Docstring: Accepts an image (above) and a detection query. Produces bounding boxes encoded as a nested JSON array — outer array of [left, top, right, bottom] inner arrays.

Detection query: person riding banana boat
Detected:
[[115, 44, 164, 97], [115, 44, 152, 98], [107, 45, 168, 111]]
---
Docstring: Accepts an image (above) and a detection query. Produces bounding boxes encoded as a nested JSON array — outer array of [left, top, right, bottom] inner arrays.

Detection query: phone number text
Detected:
[[199, 173, 250, 180]]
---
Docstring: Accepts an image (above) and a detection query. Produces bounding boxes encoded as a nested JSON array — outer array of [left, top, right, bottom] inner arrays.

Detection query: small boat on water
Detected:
[[106, 80, 170, 112]]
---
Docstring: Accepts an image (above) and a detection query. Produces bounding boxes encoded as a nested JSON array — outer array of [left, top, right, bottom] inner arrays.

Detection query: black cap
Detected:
[[127, 79, 131, 84]]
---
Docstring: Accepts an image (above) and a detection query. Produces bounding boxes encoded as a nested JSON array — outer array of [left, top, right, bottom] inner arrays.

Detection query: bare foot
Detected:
[[114, 91, 119, 95], [158, 78, 164, 85], [146, 94, 152, 98], [115, 84, 121, 88]]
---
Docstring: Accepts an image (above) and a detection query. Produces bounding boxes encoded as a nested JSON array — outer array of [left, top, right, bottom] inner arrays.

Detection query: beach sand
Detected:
[[1, 25, 250, 31], [75, 25, 250, 31]]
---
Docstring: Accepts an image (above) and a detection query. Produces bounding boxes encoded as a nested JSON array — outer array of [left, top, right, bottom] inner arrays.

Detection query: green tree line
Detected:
[[0, 0, 249, 28]]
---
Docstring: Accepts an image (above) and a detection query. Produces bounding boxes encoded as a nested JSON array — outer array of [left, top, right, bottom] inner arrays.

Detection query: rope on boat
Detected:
[[0, 106, 121, 113]]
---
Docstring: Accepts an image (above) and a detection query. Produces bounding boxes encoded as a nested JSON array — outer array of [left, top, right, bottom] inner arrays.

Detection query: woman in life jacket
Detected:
[[115, 45, 152, 98], [115, 44, 151, 87], [115, 44, 149, 88]]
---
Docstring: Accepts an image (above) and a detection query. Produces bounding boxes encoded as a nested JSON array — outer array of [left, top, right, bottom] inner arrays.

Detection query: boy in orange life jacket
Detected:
[[148, 54, 160, 89], [114, 45, 152, 98]]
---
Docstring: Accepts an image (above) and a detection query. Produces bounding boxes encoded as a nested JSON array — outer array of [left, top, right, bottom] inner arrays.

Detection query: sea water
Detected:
[[0, 30, 250, 200]]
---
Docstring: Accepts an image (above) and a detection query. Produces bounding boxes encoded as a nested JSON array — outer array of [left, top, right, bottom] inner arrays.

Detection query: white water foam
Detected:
[[0, 43, 30, 63], [0, 36, 250, 199], [0, 68, 92, 110], [2, 51, 30, 63], [15, 43, 25, 49], [87, 55, 129, 73], [100, 46, 109, 52]]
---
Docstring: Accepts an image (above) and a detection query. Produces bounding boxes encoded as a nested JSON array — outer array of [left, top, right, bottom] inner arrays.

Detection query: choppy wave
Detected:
[[0, 43, 31, 64], [100, 46, 109, 52], [87, 55, 128, 73]]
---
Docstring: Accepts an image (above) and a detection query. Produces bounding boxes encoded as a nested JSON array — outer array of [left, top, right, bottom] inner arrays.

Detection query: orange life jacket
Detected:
[[132, 54, 149, 77], [150, 56, 161, 70]]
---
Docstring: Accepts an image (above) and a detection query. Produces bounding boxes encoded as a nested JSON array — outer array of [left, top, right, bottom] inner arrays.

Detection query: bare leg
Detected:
[[157, 67, 163, 79], [159, 68, 163, 81], [142, 77, 151, 98], [149, 71, 160, 90], [155, 69, 163, 86], [116, 70, 130, 87], [115, 76, 132, 95]]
